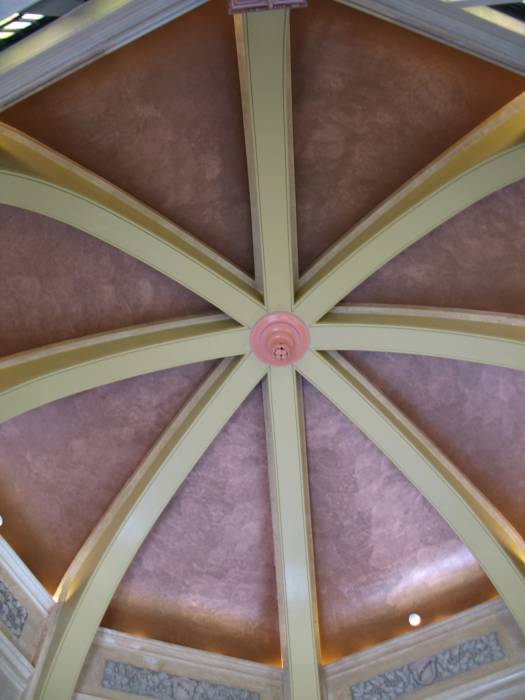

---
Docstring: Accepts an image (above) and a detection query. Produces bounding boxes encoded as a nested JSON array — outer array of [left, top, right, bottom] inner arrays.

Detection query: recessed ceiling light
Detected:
[[4, 20, 32, 31], [22, 13, 45, 21], [0, 13, 18, 28], [408, 612, 422, 627], [0, 31, 14, 39]]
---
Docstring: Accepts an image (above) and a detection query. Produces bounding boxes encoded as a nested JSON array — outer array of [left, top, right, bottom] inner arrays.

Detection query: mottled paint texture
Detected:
[[0, 0, 524, 666], [103, 386, 280, 666], [303, 380, 494, 662], [1, 0, 254, 274], [0, 206, 212, 358], [291, 0, 525, 272], [344, 353, 525, 538], [347, 180, 525, 313], [0, 363, 213, 591]]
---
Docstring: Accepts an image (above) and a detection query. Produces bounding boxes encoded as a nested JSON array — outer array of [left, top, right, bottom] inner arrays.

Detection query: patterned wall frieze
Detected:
[[102, 660, 261, 700], [0, 579, 28, 639], [351, 632, 505, 700]]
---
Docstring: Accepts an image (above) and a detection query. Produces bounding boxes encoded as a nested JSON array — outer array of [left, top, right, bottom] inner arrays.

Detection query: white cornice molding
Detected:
[[0, 629, 33, 696], [0, 537, 53, 617], [431, 661, 525, 700], [0, 0, 523, 112], [0, 0, 206, 110], [325, 599, 520, 681], [93, 626, 283, 685], [336, 0, 525, 75], [77, 627, 283, 700], [324, 599, 525, 700]]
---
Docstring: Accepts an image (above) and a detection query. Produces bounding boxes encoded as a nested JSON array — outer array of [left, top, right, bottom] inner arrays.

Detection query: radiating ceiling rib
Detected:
[[295, 94, 525, 324], [28, 355, 265, 700], [297, 350, 525, 638], [0, 0, 524, 694], [264, 366, 322, 699], [0, 314, 248, 424], [235, 11, 323, 698], [0, 123, 264, 326], [235, 9, 297, 308], [311, 306, 525, 371]]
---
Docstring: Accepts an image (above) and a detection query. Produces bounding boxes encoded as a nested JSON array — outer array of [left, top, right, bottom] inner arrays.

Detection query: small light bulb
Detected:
[[409, 612, 421, 627], [0, 515, 4, 527]]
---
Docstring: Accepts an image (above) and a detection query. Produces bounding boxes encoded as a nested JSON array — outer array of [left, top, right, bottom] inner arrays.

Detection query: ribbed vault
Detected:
[[0, 1, 524, 699]]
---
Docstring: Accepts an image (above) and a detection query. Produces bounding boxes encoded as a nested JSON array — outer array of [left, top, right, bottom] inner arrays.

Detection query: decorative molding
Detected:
[[432, 661, 525, 700], [335, 0, 525, 75], [350, 632, 505, 700], [229, 0, 306, 12], [324, 599, 525, 700], [0, 537, 53, 617], [0, 0, 206, 110], [78, 627, 282, 700], [101, 660, 260, 699], [0, 628, 34, 699], [0, 580, 28, 639]]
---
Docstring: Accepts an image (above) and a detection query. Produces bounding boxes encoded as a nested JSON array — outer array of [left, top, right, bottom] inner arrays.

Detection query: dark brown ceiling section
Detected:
[[343, 352, 525, 538], [0, 205, 212, 359], [303, 379, 494, 663], [103, 385, 281, 666], [1, 0, 254, 275], [291, 0, 525, 273], [0, 362, 214, 591], [347, 180, 525, 313]]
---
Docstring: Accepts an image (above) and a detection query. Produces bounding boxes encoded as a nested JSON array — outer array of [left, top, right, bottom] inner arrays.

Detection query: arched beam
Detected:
[[28, 354, 266, 700], [310, 305, 525, 371], [0, 314, 249, 424], [296, 350, 525, 636], [235, 8, 297, 310], [0, 124, 264, 326], [294, 95, 525, 324], [264, 366, 322, 699]]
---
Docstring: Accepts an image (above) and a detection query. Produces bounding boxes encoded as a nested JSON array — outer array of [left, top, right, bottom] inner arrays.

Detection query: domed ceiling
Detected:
[[0, 0, 524, 698]]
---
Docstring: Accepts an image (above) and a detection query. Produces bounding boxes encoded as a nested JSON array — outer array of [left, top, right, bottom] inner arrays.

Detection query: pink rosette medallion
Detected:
[[250, 312, 309, 366]]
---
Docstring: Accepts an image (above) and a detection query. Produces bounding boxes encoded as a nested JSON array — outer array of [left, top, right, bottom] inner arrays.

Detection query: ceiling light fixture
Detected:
[[4, 20, 32, 30], [0, 13, 18, 27], [408, 613, 422, 627]]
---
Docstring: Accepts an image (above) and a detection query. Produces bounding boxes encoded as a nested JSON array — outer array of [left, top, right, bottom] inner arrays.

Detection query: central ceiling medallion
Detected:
[[250, 312, 309, 366]]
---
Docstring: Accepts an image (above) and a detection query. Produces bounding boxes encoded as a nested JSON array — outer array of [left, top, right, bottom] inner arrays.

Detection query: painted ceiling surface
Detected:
[[1, 0, 524, 668]]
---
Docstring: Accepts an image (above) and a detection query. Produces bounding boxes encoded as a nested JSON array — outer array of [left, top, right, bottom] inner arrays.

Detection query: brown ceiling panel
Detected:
[[347, 179, 525, 313], [291, 0, 525, 273], [303, 379, 494, 663], [103, 385, 281, 666], [344, 352, 525, 538], [0, 205, 213, 358], [0, 362, 214, 591], [1, 0, 254, 275]]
